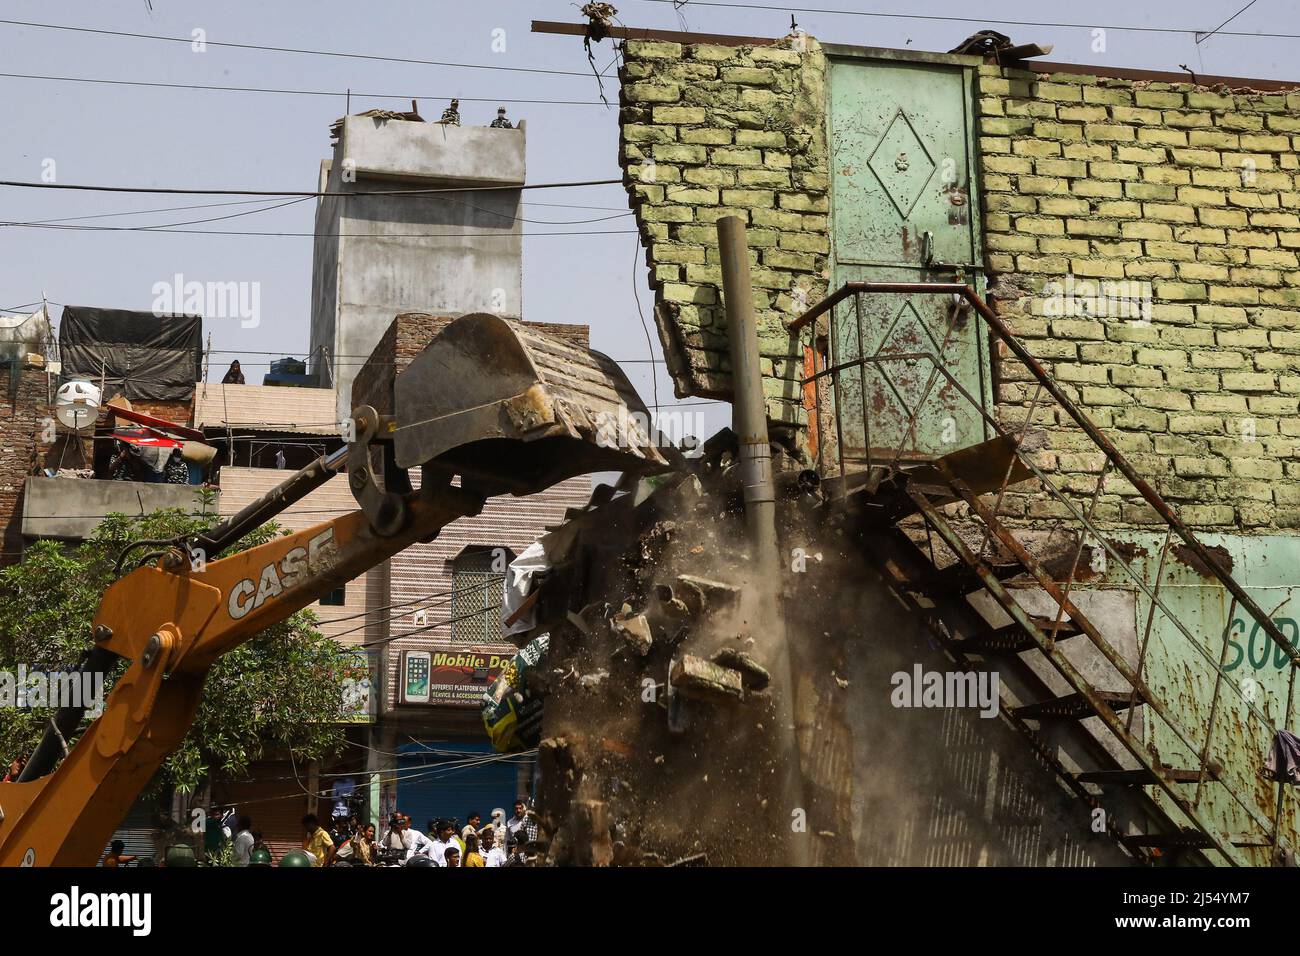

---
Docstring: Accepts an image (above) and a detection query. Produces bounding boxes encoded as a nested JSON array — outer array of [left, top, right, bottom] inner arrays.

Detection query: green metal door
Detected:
[[828, 53, 988, 463]]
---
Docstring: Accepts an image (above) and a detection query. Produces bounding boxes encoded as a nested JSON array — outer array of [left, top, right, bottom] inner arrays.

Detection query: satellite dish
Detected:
[[53, 380, 102, 431]]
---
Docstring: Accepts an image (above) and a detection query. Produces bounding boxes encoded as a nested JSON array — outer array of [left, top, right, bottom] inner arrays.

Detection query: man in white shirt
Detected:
[[426, 819, 456, 866], [231, 815, 255, 866], [506, 799, 530, 850], [381, 814, 432, 862], [482, 827, 508, 867]]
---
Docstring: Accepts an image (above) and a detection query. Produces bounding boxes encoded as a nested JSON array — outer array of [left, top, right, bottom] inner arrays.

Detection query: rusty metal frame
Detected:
[[793, 280, 1300, 860], [790, 281, 1300, 668], [910, 486, 1244, 865]]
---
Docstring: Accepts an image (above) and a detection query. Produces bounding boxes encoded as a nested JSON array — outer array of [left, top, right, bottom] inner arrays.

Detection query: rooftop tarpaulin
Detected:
[[59, 305, 202, 402]]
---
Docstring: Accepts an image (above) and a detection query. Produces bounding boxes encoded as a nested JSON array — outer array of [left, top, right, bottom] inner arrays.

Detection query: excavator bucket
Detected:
[[394, 313, 674, 495]]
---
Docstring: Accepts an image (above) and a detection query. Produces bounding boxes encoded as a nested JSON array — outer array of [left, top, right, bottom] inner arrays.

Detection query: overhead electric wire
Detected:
[[0, 177, 622, 198], [0, 71, 609, 106], [0, 300, 42, 313], [4, 196, 312, 232], [358, 603, 505, 649], [325, 576, 504, 643], [203, 348, 664, 363], [0, 18, 598, 77], [11, 195, 315, 226], [3, 194, 631, 228], [632, 0, 1289, 38], [0, 221, 636, 238], [1197, 0, 1261, 43]]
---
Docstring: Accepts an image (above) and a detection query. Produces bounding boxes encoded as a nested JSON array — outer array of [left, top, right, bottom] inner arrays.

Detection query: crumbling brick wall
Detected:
[[618, 36, 828, 434], [976, 65, 1300, 530], [0, 362, 49, 563]]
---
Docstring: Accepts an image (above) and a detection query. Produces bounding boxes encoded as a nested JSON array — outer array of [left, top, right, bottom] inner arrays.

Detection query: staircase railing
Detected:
[[790, 281, 1300, 864]]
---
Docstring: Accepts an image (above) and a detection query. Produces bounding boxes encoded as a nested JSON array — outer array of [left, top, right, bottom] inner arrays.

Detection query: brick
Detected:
[[653, 106, 707, 124], [626, 82, 681, 103], [1222, 371, 1277, 391]]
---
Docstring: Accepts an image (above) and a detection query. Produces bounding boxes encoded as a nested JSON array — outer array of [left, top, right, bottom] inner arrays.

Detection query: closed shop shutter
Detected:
[[396, 740, 523, 834], [103, 799, 161, 866], [214, 761, 311, 863]]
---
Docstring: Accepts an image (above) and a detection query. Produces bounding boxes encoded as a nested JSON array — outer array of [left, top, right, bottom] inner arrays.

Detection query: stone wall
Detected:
[[618, 36, 828, 433], [976, 65, 1300, 529]]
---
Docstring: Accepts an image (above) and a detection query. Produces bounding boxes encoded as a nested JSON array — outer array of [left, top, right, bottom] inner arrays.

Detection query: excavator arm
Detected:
[[0, 313, 672, 867], [0, 419, 485, 867]]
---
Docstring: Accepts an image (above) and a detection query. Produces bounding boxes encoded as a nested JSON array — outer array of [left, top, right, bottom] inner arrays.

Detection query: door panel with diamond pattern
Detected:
[[828, 55, 988, 462]]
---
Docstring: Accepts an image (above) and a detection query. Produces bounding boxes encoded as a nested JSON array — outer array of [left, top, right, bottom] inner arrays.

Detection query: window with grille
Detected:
[[450, 547, 509, 643]]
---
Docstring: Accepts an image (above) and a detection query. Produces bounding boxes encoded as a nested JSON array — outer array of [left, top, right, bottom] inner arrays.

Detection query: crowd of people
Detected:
[[290, 797, 541, 867], [92, 796, 542, 867]]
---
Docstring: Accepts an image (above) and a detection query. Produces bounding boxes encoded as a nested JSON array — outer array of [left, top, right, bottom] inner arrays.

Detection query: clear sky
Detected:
[[3, 0, 1297, 441]]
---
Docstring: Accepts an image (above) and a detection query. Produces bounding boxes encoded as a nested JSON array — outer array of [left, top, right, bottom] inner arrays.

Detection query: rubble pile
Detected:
[[517, 431, 828, 866]]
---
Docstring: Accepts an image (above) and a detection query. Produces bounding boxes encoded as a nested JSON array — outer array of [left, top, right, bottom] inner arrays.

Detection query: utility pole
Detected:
[[716, 215, 809, 866]]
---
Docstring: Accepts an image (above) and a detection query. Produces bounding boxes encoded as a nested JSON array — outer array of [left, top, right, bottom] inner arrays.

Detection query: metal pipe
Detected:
[[18, 646, 119, 782], [718, 216, 777, 550], [194, 445, 349, 558], [717, 215, 808, 866]]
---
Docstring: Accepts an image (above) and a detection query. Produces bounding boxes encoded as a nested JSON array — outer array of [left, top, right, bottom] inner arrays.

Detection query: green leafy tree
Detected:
[[0, 504, 362, 796]]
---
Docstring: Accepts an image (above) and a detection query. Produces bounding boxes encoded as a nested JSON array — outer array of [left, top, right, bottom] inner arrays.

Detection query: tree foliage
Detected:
[[0, 504, 362, 794]]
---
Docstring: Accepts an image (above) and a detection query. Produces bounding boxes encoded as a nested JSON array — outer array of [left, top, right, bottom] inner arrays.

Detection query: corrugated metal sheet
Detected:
[[1088, 530, 1300, 865], [214, 761, 312, 864], [102, 799, 159, 866], [194, 383, 339, 435]]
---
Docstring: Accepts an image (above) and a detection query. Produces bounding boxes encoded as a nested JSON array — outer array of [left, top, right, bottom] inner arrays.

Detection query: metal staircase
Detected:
[[790, 282, 1300, 866]]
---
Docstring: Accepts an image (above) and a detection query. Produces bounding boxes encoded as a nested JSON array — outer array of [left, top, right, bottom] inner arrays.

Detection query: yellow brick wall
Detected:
[[619, 36, 827, 432], [977, 65, 1300, 529]]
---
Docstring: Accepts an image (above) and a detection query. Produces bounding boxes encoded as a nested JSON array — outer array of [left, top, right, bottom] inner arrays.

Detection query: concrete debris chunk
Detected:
[[579, 669, 610, 690], [611, 604, 654, 656], [670, 654, 744, 702], [710, 647, 771, 691], [676, 574, 741, 612], [653, 584, 693, 621]]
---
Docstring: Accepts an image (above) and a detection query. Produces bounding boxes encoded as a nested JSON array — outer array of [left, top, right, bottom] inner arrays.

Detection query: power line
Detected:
[[13, 196, 313, 226], [4, 196, 631, 228], [1198, 0, 1261, 44], [202, 348, 665, 364], [6, 197, 312, 233], [0, 18, 599, 77], [0, 300, 42, 314], [631, 0, 1291, 38], [5, 195, 630, 229], [0, 71, 609, 107], [0, 177, 622, 198], [0, 222, 636, 239]]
